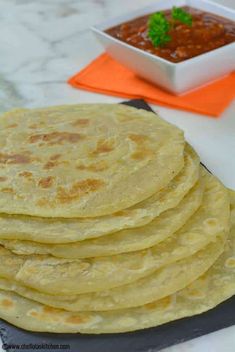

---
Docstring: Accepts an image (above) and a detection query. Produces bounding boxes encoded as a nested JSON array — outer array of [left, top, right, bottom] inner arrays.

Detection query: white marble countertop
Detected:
[[0, 0, 234, 351]]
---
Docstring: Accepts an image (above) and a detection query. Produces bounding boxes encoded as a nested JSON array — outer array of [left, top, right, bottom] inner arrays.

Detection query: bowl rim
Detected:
[[91, 0, 235, 67]]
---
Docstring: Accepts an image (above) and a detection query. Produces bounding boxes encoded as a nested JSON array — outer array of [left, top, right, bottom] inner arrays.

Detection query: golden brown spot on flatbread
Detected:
[[65, 315, 88, 324], [30, 311, 38, 317], [128, 134, 149, 144], [44, 156, 65, 169], [43, 161, 56, 170], [197, 273, 207, 282], [57, 179, 105, 204], [72, 119, 90, 127], [19, 171, 33, 178], [145, 301, 158, 310], [29, 132, 84, 145], [0, 177, 7, 182], [43, 306, 62, 314], [128, 134, 153, 160], [0, 153, 31, 164], [187, 288, 205, 299], [29, 308, 62, 322], [50, 154, 61, 161], [2, 299, 14, 308], [146, 296, 172, 311], [7, 123, 18, 128], [159, 296, 172, 309], [38, 176, 55, 189], [77, 161, 108, 172], [91, 139, 115, 156], [113, 210, 127, 216], [160, 296, 172, 309], [1, 188, 14, 193], [225, 257, 235, 268], [131, 149, 153, 160]]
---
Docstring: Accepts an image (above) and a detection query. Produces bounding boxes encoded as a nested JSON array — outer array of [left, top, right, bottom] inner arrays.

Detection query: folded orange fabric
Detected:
[[68, 53, 235, 117]]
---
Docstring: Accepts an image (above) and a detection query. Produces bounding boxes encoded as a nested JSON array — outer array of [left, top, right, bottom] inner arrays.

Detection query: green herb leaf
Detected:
[[148, 12, 171, 47], [172, 6, 193, 26]]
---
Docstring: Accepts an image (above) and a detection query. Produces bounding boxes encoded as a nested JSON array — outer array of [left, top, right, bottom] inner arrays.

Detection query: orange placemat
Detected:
[[68, 53, 235, 117]]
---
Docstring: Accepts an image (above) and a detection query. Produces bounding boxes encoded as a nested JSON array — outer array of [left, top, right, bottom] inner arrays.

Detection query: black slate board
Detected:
[[0, 99, 234, 352]]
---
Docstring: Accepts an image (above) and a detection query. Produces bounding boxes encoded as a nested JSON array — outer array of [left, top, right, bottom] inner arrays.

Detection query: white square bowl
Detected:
[[91, 0, 235, 95]]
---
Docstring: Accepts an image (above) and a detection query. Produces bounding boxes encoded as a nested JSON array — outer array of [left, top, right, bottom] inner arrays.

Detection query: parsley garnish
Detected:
[[148, 12, 171, 47], [148, 7, 193, 47], [172, 6, 192, 26]]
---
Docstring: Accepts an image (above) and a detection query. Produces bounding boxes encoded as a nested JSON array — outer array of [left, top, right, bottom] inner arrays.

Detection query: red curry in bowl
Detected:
[[106, 7, 235, 63]]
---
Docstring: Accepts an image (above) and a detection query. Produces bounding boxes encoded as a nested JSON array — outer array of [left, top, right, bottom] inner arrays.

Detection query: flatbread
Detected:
[[0, 104, 184, 218], [0, 144, 198, 244], [0, 233, 225, 311], [0, 171, 229, 295], [0, 218, 233, 333], [0, 168, 202, 257]]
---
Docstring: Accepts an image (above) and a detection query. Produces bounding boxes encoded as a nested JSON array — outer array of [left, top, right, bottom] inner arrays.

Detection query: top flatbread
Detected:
[[0, 104, 184, 218]]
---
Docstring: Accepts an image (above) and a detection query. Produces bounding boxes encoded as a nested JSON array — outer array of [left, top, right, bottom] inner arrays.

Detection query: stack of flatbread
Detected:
[[0, 104, 234, 333]]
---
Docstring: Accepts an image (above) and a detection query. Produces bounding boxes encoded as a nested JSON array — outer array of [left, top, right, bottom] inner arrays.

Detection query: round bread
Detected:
[[0, 144, 198, 244], [0, 232, 225, 311], [0, 170, 230, 295], [0, 220, 233, 333], [0, 104, 184, 218]]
